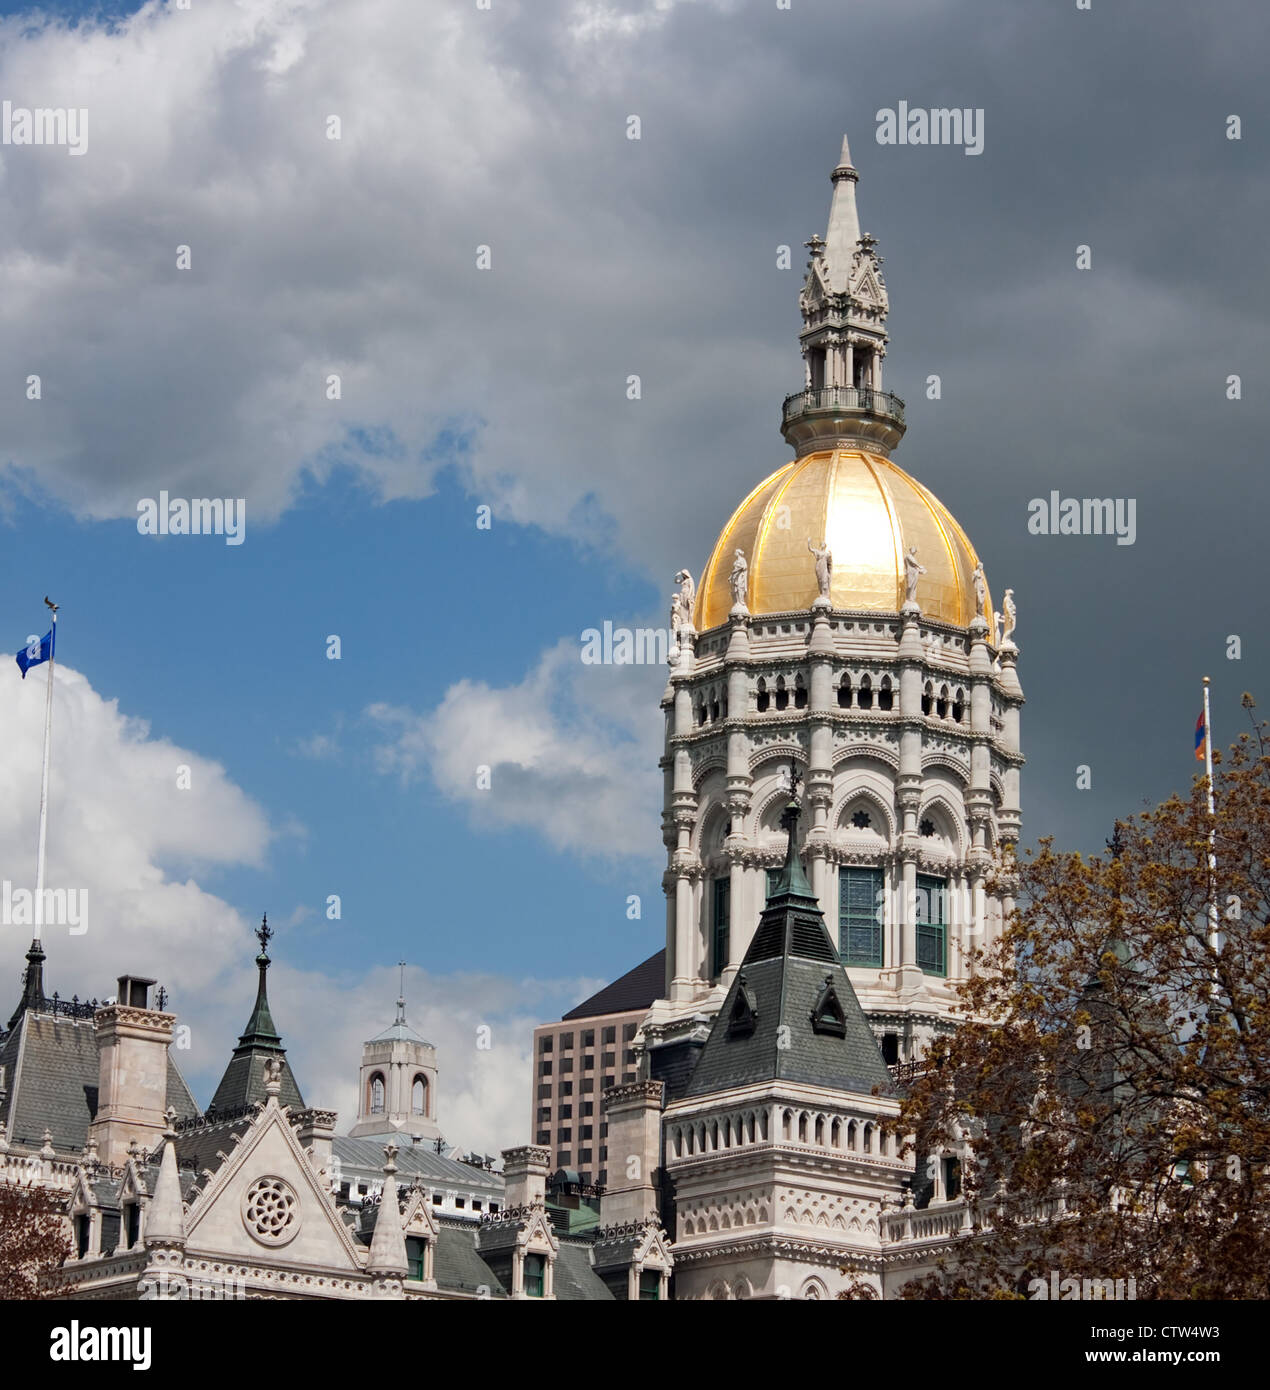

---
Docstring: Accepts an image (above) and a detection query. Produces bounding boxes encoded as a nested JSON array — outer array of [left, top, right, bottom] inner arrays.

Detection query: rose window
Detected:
[[242, 1176, 300, 1246]]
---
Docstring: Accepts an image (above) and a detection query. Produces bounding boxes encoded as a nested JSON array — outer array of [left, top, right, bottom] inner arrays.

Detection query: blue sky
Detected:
[[0, 461, 666, 985], [1, 0, 1265, 1147]]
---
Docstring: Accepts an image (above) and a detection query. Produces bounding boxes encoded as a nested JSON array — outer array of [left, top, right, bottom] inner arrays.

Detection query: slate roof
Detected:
[[434, 1222, 505, 1297], [683, 798, 894, 1101], [0, 1008, 199, 1153], [332, 1136, 504, 1194], [562, 949, 665, 1020], [208, 950, 305, 1112], [554, 1240, 616, 1300], [0, 1011, 99, 1150]]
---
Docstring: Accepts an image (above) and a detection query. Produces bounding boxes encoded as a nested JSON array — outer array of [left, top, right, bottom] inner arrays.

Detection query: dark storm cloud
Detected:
[[1, 0, 1265, 854]]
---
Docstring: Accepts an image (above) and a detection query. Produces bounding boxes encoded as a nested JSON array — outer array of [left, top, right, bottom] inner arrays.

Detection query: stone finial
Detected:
[[84, 1134, 100, 1168], [366, 1143, 409, 1278], [144, 1125, 187, 1249], [40, 1129, 56, 1160]]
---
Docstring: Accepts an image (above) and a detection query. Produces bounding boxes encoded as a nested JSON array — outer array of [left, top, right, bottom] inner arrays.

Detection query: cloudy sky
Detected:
[[0, 0, 1266, 1152]]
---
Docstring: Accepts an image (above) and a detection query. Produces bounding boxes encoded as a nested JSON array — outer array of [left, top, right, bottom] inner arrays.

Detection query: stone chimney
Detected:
[[295, 1108, 338, 1182], [89, 976, 175, 1166], [601, 1081, 664, 1225], [501, 1145, 551, 1209]]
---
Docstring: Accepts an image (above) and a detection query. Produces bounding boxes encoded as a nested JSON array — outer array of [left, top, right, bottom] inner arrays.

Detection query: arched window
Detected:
[[878, 675, 894, 711], [775, 676, 789, 711], [921, 681, 933, 716], [857, 674, 873, 710], [952, 687, 965, 723], [794, 675, 808, 710], [756, 678, 770, 713], [838, 675, 852, 708], [369, 1073, 385, 1115], [797, 1112, 809, 1143], [937, 684, 949, 719], [412, 1075, 427, 1116]]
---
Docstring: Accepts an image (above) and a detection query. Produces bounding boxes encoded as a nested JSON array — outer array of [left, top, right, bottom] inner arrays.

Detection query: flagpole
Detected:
[[1202, 675, 1218, 957], [33, 604, 56, 939]]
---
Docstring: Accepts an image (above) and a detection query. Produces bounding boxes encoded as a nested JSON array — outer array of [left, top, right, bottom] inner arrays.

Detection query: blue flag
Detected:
[[15, 628, 54, 678]]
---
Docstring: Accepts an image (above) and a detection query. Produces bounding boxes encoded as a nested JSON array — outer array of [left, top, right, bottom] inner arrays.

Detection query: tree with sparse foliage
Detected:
[[886, 720, 1270, 1300], [0, 1179, 71, 1298]]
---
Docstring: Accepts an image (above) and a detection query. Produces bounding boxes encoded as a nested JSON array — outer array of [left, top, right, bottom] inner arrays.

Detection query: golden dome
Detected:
[[695, 449, 988, 631]]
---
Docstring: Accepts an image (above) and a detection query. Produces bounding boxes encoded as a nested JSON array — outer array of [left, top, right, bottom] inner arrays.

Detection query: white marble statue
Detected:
[[729, 549, 749, 609], [971, 562, 987, 620], [992, 609, 1002, 649], [806, 537, 832, 601], [670, 592, 685, 635], [1002, 588, 1017, 646], [675, 568, 696, 622], [903, 545, 926, 605]]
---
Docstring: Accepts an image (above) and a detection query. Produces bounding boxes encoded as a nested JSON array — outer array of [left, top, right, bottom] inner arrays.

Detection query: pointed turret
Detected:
[[7, 939, 46, 1028], [209, 917, 305, 1112], [822, 135, 861, 292], [143, 1111, 186, 1248], [684, 777, 894, 1099], [366, 1144, 409, 1277]]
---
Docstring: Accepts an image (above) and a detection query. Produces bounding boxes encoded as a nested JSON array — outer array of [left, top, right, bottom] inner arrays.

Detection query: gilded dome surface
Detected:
[[694, 449, 987, 631]]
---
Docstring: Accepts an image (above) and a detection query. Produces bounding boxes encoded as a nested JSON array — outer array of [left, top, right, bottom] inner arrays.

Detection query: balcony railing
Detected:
[[781, 385, 906, 429]]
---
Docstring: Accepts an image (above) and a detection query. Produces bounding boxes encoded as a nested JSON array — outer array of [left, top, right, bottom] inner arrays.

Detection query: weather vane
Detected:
[[256, 913, 272, 955]]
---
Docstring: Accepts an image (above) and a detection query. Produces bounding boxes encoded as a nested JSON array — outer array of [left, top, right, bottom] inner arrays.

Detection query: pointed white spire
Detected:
[[366, 1144, 409, 1277], [144, 1110, 186, 1247], [823, 133, 861, 293]]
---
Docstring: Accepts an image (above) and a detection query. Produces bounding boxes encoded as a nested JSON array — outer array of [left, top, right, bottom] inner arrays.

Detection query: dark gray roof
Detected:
[[555, 1241, 616, 1300], [562, 949, 664, 1021], [170, 1113, 256, 1179], [208, 1048, 304, 1112], [332, 1136, 504, 1193], [0, 1011, 98, 1151], [434, 1223, 505, 1297], [165, 1059, 200, 1122], [683, 814, 894, 1100], [0, 997, 200, 1156]]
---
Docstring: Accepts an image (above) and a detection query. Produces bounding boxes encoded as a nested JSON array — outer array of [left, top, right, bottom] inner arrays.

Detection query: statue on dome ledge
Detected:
[[729, 549, 749, 612], [902, 545, 925, 610], [806, 537, 832, 604]]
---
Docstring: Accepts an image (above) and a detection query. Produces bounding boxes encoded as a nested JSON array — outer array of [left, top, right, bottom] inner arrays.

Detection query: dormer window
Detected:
[[524, 1253, 546, 1298], [810, 974, 847, 1037], [727, 974, 758, 1038]]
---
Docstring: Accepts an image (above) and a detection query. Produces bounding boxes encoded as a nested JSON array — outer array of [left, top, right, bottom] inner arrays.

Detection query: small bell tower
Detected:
[[349, 964, 442, 1143]]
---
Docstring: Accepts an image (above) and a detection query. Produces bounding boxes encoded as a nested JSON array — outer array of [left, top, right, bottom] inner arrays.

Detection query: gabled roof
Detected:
[[562, 949, 665, 1021], [683, 796, 894, 1101]]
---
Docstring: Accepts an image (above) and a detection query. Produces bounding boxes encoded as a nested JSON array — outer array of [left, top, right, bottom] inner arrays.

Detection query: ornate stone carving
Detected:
[[242, 1176, 300, 1247]]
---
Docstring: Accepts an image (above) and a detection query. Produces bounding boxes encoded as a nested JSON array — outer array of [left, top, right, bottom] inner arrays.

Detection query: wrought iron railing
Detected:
[[782, 385, 906, 427]]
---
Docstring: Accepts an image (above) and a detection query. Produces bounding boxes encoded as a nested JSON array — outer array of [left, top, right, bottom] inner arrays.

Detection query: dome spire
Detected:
[[823, 135, 861, 293], [783, 135, 904, 459]]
